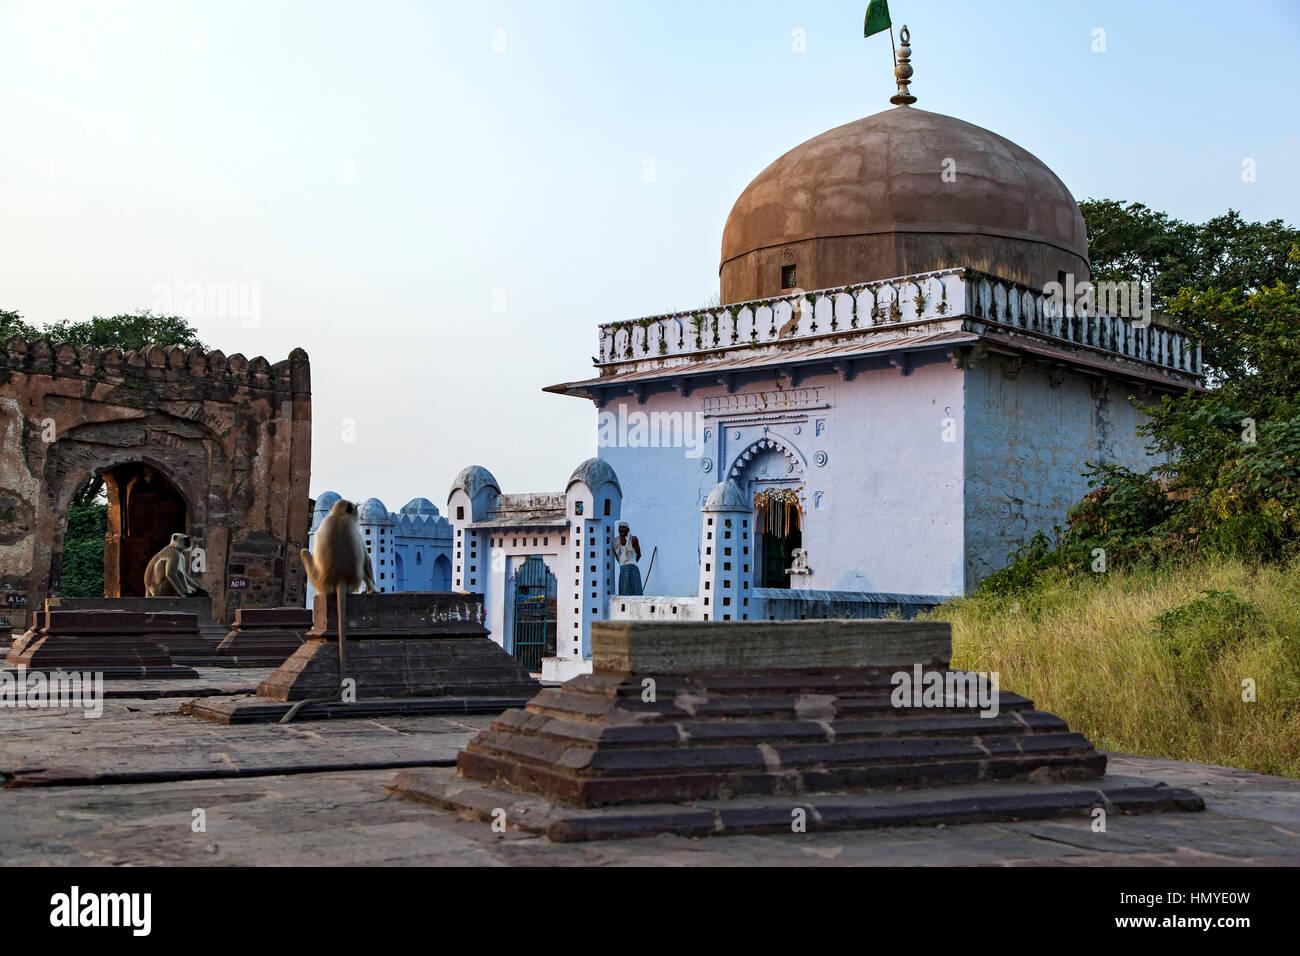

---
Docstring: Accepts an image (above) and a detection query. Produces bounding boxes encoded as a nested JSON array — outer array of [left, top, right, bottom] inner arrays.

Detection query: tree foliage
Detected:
[[0, 308, 39, 340], [59, 501, 107, 598], [1080, 199, 1300, 387], [41, 310, 205, 352], [0, 308, 204, 352]]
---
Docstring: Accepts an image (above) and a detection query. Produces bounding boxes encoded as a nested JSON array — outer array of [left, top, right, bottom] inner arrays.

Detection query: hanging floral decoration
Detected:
[[754, 488, 802, 538]]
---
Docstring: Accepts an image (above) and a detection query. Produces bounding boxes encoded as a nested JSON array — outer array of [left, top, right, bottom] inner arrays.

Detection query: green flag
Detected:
[[864, 0, 891, 38]]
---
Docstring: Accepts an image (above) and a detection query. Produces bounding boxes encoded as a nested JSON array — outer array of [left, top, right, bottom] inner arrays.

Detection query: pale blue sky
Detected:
[[2, 0, 1297, 508]]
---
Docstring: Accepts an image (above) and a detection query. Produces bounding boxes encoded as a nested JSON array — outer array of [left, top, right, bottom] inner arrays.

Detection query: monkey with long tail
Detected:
[[281, 499, 376, 724]]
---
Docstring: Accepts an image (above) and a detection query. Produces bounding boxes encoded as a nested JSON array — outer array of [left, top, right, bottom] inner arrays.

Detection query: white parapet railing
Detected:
[[596, 268, 1201, 378]]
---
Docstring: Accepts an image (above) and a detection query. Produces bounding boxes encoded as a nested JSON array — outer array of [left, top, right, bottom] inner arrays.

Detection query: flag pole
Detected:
[[889, 25, 897, 67]]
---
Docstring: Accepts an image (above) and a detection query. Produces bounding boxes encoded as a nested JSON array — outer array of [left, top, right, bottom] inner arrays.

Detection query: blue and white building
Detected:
[[444, 460, 622, 679], [322, 77, 1202, 682], [535, 94, 1198, 676]]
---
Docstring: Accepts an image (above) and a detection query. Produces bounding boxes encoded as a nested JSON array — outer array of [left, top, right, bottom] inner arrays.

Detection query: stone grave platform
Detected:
[[142, 611, 216, 665], [46, 595, 230, 663], [216, 607, 311, 666], [387, 619, 1204, 840], [182, 592, 539, 723], [5, 608, 199, 679]]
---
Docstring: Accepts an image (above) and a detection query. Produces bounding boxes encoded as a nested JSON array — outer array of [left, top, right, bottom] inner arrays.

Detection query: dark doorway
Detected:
[[101, 463, 189, 597], [511, 556, 556, 672], [754, 487, 802, 588]]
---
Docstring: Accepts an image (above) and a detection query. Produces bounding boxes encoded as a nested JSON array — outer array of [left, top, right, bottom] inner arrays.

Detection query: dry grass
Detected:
[[927, 557, 1300, 778]]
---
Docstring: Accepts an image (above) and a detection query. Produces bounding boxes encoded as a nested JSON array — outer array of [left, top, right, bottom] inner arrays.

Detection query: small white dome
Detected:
[[313, 491, 341, 516], [449, 465, 500, 501], [567, 458, 621, 493], [357, 497, 393, 524], [703, 480, 748, 512]]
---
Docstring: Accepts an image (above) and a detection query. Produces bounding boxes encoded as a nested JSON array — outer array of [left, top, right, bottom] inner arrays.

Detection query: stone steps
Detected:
[[392, 619, 1198, 837], [457, 666, 1105, 807]]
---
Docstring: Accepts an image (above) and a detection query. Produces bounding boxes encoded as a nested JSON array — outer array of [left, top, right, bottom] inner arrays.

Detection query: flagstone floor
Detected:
[[1, 669, 1298, 866]]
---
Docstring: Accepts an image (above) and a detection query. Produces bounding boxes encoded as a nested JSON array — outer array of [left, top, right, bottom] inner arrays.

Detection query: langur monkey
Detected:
[[281, 499, 376, 724], [144, 533, 209, 597]]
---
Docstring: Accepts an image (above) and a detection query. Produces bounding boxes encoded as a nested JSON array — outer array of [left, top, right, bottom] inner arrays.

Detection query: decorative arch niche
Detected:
[[728, 435, 806, 489], [726, 434, 807, 589]]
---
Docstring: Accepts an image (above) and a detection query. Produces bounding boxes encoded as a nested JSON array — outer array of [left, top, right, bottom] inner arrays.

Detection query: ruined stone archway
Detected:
[[0, 338, 312, 628]]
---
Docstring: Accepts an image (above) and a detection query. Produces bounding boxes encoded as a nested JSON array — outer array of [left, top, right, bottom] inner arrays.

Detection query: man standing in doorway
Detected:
[[615, 522, 642, 596]]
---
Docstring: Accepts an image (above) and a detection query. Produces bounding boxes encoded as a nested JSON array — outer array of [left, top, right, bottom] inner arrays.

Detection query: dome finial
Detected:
[[890, 25, 916, 106]]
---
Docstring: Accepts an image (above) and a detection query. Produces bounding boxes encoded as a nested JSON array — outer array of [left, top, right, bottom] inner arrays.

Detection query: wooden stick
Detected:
[[642, 546, 658, 592]]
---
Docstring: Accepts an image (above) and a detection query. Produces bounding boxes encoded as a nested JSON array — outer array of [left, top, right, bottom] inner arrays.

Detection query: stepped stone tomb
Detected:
[[216, 607, 312, 665], [388, 618, 1204, 841], [182, 591, 540, 723], [6, 606, 198, 678]]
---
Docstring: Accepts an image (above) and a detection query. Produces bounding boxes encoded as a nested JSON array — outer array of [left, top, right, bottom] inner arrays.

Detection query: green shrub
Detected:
[[59, 502, 106, 598], [1154, 589, 1262, 665]]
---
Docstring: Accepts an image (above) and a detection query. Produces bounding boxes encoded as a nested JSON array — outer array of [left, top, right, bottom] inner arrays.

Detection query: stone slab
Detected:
[[590, 618, 952, 676], [235, 607, 313, 628], [0, 696, 493, 787], [310, 591, 488, 640], [47, 595, 227, 644], [181, 694, 534, 724], [0, 668, 262, 698], [215, 630, 306, 667], [218, 606, 310, 665], [256, 635, 540, 701], [143, 610, 219, 663], [41, 609, 150, 634], [387, 767, 1204, 842], [454, 667, 1106, 807]]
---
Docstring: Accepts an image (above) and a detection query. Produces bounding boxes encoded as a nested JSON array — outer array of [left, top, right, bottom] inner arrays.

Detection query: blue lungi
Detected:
[[618, 563, 642, 596]]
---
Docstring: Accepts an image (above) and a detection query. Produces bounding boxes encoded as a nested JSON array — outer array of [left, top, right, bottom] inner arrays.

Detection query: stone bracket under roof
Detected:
[[545, 268, 1201, 403]]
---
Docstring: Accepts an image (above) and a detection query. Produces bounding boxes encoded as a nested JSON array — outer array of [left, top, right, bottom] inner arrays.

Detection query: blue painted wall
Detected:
[[962, 359, 1157, 588], [597, 353, 1162, 598]]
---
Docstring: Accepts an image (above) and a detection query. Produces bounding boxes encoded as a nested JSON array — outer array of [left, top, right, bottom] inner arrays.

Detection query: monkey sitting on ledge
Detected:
[[144, 533, 208, 598], [281, 498, 376, 723]]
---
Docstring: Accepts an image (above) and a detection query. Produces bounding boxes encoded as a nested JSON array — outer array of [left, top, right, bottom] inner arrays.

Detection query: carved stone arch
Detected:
[[727, 434, 807, 491], [41, 411, 232, 600], [47, 453, 201, 600], [44, 410, 229, 522], [54, 452, 199, 527]]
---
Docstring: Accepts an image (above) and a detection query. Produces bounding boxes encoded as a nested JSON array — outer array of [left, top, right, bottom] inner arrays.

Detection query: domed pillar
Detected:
[[699, 480, 752, 622]]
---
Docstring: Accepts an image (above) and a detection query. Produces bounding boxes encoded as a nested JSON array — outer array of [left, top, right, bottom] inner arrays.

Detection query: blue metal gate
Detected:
[[512, 556, 556, 672]]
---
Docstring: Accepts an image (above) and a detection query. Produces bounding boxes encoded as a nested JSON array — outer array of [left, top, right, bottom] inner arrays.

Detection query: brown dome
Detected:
[[719, 107, 1089, 304]]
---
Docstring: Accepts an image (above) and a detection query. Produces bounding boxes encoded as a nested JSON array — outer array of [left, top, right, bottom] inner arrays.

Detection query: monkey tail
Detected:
[[335, 583, 349, 688], [279, 584, 351, 725]]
